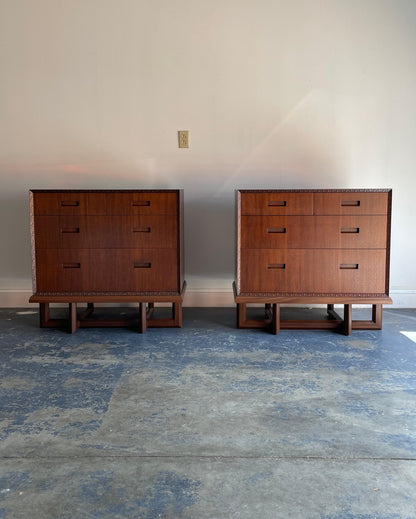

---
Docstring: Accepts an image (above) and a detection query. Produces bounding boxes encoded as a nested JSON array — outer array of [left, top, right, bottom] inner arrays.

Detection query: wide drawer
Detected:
[[241, 215, 388, 249], [34, 215, 177, 249], [240, 192, 314, 215], [240, 249, 387, 294], [35, 249, 178, 293], [106, 192, 178, 215], [313, 192, 390, 215]]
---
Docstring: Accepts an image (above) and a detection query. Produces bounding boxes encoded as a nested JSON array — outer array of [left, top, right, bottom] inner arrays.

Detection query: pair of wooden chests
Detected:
[[29, 189, 392, 334]]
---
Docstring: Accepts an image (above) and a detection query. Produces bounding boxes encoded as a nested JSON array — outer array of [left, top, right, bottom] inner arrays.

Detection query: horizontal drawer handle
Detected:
[[62, 262, 81, 269], [133, 227, 151, 233], [267, 227, 286, 234], [341, 200, 360, 207], [268, 200, 286, 207], [267, 263, 286, 269], [340, 263, 359, 269], [61, 200, 79, 207], [134, 262, 152, 269], [61, 227, 80, 234], [132, 201, 151, 207], [340, 227, 359, 234]]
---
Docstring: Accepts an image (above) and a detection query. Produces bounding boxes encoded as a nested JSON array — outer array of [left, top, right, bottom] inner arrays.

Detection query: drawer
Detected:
[[32, 192, 106, 215], [313, 191, 390, 215], [240, 249, 387, 294], [34, 215, 177, 249], [240, 192, 313, 215], [35, 249, 178, 293], [106, 192, 178, 215], [241, 215, 387, 249]]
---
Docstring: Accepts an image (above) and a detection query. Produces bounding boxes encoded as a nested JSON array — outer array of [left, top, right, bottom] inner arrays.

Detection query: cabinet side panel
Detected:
[[385, 190, 392, 296], [178, 190, 184, 293], [235, 190, 242, 295], [29, 191, 37, 294]]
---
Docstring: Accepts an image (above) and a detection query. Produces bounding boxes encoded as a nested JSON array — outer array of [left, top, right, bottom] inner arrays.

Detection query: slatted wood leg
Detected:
[[344, 304, 352, 336], [139, 303, 147, 333], [271, 303, 280, 334], [69, 303, 78, 333], [173, 301, 182, 327], [372, 304, 383, 329], [265, 303, 272, 317], [237, 303, 247, 329], [39, 303, 50, 327]]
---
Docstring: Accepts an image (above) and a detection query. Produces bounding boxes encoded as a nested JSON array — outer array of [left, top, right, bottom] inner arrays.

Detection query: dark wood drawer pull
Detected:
[[61, 200, 79, 207], [340, 264, 359, 269], [63, 262, 81, 269], [132, 201, 151, 207], [134, 262, 151, 269], [341, 200, 360, 207], [268, 200, 286, 207], [267, 227, 286, 234], [133, 227, 151, 233], [61, 227, 80, 234], [267, 263, 286, 269], [340, 228, 359, 234]]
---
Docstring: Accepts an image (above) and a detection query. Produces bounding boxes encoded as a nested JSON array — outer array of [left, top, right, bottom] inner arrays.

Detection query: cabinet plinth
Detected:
[[30, 189, 185, 333], [234, 189, 392, 335]]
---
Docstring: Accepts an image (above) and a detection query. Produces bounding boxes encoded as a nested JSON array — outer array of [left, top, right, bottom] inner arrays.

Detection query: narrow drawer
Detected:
[[314, 191, 390, 215], [34, 215, 177, 249], [35, 249, 178, 293], [32, 192, 106, 215], [241, 215, 387, 249], [240, 249, 387, 294], [240, 192, 313, 215], [106, 192, 178, 215]]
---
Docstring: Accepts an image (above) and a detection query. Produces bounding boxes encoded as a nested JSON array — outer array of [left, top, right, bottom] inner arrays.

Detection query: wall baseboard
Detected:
[[1, 288, 415, 308]]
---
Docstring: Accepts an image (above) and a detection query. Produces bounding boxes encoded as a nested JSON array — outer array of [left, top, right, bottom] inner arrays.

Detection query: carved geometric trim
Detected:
[[237, 189, 391, 194], [238, 292, 388, 297], [34, 291, 180, 297], [29, 189, 181, 194]]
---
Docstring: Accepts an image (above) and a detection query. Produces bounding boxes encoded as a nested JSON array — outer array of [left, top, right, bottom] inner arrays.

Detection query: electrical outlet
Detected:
[[178, 130, 189, 148]]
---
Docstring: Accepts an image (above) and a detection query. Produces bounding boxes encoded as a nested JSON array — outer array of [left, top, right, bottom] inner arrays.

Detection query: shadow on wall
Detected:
[[184, 198, 234, 279], [0, 197, 32, 284]]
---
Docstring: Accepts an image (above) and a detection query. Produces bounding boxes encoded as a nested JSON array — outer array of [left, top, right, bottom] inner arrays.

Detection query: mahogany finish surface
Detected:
[[235, 189, 392, 334], [30, 190, 185, 333]]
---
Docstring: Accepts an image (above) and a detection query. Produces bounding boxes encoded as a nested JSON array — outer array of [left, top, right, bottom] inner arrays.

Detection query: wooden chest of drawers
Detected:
[[234, 189, 392, 334], [29, 190, 185, 332]]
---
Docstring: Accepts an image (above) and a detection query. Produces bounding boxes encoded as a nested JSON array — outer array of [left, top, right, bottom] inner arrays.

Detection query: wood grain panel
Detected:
[[241, 215, 387, 249], [314, 191, 390, 215], [240, 192, 314, 215], [34, 215, 177, 249], [33, 193, 107, 215], [240, 249, 387, 294], [35, 249, 178, 293], [106, 192, 178, 215]]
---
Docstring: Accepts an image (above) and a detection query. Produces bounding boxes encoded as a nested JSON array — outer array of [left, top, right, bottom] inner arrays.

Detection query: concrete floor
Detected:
[[0, 306, 415, 518]]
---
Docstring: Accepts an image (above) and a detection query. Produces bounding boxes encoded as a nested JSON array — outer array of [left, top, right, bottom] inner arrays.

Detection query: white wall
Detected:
[[1, 0, 415, 307]]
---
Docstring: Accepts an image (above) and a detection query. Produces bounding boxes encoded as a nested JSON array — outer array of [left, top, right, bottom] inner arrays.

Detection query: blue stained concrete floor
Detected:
[[0, 307, 415, 518]]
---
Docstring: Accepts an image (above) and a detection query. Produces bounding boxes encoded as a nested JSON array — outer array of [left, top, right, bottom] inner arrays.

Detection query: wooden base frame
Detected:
[[38, 301, 183, 334], [32, 282, 186, 334], [236, 302, 383, 336]]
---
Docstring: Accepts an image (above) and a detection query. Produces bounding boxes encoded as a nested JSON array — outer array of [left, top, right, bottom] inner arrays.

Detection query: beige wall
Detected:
[[1, 0, 415, 306]]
